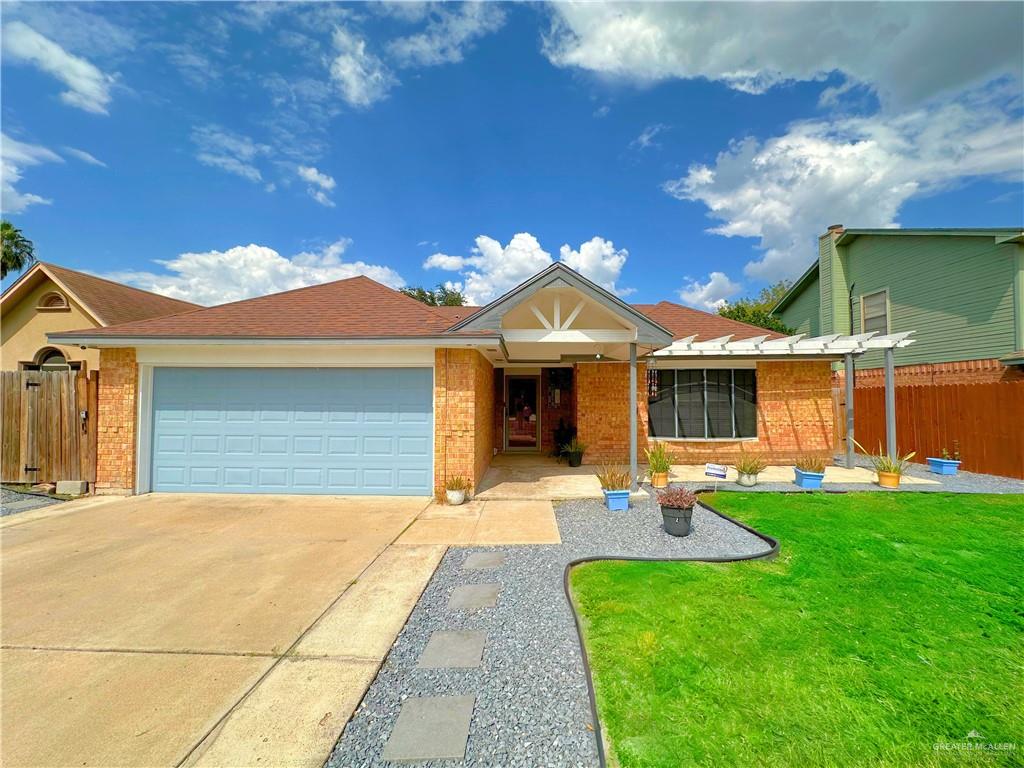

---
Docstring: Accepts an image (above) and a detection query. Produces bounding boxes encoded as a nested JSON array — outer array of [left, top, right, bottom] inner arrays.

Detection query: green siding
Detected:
[[845, 235, 1017, 369], [817, 235, 834, 334], [779, 272, 821, 335]]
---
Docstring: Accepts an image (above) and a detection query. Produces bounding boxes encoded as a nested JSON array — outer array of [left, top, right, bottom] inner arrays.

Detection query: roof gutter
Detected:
[[47, 334, 503, 348]]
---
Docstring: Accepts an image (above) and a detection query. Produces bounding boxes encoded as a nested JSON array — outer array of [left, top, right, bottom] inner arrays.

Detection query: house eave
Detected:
[[46, 334, 503, 348]]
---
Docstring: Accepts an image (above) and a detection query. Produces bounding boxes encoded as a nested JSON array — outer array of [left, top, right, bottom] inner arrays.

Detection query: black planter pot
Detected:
[[567, 451, 584, 467], [661, 505, 693, 537]]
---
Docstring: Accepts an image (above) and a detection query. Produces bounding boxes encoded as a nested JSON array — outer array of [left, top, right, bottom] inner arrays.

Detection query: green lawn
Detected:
[[570, 493, 1023, 767]]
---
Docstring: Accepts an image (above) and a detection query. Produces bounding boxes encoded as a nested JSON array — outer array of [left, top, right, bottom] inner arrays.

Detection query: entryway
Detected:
[[474, 453, 606, 500], [504, 375, 539, 450]]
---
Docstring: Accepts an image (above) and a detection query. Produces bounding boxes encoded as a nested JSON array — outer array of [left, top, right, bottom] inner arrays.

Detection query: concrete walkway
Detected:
[[399, 499, 561, 546]]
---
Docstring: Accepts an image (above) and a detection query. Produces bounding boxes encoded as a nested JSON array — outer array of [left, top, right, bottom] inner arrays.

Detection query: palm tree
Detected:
[[1, 220, 35, 279]]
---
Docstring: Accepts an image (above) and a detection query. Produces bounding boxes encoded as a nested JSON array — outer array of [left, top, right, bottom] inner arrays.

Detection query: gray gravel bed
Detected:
[[327, 494, 771, 768], [1, 487, 65, 516]]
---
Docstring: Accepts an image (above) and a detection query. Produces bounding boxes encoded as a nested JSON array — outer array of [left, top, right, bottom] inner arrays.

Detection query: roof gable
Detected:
[[1, 262, 198, 326], [448, 263, 673, 345]]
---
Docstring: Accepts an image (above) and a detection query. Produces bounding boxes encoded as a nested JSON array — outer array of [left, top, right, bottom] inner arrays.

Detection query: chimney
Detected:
[[827, 224, 845, 235]]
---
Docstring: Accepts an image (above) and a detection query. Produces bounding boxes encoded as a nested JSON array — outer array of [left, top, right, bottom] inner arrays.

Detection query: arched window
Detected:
[[28, 347, 79, 371], [37, 291, 70, 310]]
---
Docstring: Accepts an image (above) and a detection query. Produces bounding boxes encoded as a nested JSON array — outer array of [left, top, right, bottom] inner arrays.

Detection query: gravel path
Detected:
[[1, 488, 64, 516], [327, 495, 772, 768]]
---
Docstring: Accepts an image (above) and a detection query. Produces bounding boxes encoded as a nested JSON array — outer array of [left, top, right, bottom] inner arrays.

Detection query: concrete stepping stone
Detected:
[[448, 583, 500, 611], [463, 551, 505, 570], [417, 630, 487, 669], [381, 695, 475, 762]]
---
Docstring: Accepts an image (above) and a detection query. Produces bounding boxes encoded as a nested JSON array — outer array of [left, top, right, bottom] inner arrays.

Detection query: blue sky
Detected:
[[2, 1, 1022, 309]]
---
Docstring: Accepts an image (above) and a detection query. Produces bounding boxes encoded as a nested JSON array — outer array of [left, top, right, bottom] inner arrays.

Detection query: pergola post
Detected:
[[884, 346, 897, 460], [844, 352, 855, 468], [629, 342, 638, 491]]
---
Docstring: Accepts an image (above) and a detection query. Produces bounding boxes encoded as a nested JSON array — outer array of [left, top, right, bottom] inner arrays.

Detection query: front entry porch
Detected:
[[474, 453, 608, 500]]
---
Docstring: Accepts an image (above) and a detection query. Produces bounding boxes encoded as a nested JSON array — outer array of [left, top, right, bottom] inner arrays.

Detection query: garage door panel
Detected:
[[151, 368, 433, 495]]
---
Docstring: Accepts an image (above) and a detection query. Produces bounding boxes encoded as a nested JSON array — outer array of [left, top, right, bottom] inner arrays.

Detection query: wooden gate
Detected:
[[838, 380, 1024, 479], [1, 369, 98, 485]]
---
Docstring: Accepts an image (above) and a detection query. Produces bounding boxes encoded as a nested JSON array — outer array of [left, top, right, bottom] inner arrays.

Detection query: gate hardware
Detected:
[[24, 466, 39, 472], [25, 381, 40, 389]]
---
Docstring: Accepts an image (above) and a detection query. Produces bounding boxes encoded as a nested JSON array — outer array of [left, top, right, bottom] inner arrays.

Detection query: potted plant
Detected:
[[793, 455, 827, 489], [927, 443, 961, 475], [563, 437, 587, 467], [856, 442, 916, 489], [658, 487, 697, 537], [645, 442, 671, 488], [597, 466, 631, 511], [445, 475, 468, 505], [733, 450, 768, 487]]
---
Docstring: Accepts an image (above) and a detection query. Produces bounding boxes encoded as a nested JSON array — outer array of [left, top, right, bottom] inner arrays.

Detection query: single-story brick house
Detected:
[[50, 263, 842, 497]]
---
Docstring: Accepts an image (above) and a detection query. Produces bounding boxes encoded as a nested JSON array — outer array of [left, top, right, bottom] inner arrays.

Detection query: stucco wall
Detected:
[[1, 278, 101, 371]]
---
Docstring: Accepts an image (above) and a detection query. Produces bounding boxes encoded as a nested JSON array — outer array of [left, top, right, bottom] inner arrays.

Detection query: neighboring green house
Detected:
[[773, 227, 1024, 374]]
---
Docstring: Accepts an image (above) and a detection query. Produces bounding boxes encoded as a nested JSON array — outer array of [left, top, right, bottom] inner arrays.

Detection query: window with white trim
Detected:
[[647, 369, 757, 439], [861, 290, 889, 335]]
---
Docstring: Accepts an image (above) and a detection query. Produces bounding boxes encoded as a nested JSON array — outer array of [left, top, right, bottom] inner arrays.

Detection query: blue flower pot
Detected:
[[794, 468, 825, 489], [927, 458, 961, 475], [603, 489, 630, 511]]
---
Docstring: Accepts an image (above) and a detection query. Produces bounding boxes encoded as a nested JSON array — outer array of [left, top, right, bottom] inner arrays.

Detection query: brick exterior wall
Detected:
[[95, 348, 137, 494], [837, 358, 1024, 388], [576, 360, 835, 466], [433, 348, 494, 498], [575, 362, 649, 464]]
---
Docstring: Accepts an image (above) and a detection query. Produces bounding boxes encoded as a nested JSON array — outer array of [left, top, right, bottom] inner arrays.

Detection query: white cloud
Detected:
[[678, 272, 741, 311], [593, 105, 610, 118], [330, 26, 397, 108], [298, 164, 337, 207], [631, 123, 668, 150], [543, 3, 1023, 108], [1, 133, 64, 213], [63, 147, 106, 167], [2, 21, 115, 114], [103, 239, 405, 306], [424, 232, 633, 304], [191, 125, 270, 183], [388, 2, 506, 68], [664, 90, 1024, 281], [559, 237, 631, 295]]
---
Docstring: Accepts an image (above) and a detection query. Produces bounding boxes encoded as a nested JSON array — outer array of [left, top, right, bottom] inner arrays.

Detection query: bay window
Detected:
[[647, 368, 757, 439]]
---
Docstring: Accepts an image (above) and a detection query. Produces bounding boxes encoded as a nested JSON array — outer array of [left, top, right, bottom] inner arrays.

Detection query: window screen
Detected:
[[862, 291, 888, 335], [648, 369, 757, 439]]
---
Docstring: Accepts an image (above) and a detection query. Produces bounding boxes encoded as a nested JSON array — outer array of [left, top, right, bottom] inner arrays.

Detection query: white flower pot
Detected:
[[445, 489, 466, 505], [736, 472, 758, 487]]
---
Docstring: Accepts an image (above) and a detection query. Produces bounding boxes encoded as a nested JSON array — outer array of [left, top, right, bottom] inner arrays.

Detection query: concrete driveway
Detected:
[[1, 493, 438, 768]]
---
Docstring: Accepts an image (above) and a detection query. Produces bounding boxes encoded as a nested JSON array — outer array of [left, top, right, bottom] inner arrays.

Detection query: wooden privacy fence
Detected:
[[1, 369, 98, 485], [838, 380, 1024, 479]]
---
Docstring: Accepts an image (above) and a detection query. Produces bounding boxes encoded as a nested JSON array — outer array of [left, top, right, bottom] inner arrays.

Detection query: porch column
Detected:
[[844, 352, 855, 468], [629, 342, 638, 491], [884, 346, 896, 460]]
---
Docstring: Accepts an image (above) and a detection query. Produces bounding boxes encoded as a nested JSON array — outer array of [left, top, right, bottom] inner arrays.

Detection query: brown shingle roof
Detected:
[[59, 275, 487, 339], [43, 263, 199, 325], [54, 273, 783, 342], [632, 301, 785, 341]]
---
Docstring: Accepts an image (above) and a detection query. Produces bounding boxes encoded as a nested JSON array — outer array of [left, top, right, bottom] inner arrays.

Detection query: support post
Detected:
[[884, 346, 896, 460], [844, 353, 855, 468], [629, 342, 638, 491]]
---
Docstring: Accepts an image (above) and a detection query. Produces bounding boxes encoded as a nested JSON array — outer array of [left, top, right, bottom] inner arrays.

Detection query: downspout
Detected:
[[845, 283, 856, 468]]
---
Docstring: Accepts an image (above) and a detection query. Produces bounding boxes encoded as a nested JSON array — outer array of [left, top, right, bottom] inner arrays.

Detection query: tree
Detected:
[[718, 279, 795, 334], [1, 220, 35, 279], [400, 283, 467, 306]]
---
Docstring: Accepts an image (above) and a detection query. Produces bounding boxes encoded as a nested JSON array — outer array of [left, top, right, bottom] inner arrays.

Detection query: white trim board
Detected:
[[135, 345, 435, 367]]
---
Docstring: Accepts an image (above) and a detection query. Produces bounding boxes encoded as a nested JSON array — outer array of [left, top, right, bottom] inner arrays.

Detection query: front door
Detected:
[[505, 376, 539, 450]]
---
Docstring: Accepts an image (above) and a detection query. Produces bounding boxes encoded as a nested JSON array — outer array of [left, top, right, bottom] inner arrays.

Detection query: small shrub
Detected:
[[658, 487, 697, 509], [563, 437, 587, 455], [940, 441, 962, 462], [794, 454, 827, 474], [445, 475, 469, 491], [734, 451, 768, 475], [596, 465, 632, 491], [645, 442, 672, 474]]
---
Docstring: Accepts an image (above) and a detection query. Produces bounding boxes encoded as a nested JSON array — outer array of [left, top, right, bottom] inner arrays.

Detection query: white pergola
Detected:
[[651, 331, 916, 470]]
